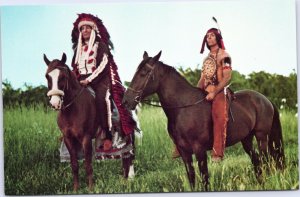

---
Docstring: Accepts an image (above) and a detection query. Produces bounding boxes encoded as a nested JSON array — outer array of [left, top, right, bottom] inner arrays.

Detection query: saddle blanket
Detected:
[[59, 137, 134, 162]]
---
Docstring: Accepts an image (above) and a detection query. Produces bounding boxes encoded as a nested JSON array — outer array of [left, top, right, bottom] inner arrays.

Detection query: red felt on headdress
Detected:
[[79, 17, 94, 23]]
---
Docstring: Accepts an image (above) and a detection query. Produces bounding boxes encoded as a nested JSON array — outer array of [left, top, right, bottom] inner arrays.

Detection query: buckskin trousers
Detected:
[[211, 90, 229, 158]]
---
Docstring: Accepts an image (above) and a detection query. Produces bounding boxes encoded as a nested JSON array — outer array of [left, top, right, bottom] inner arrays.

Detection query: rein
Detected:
[[61, 87, 85, 110], [141, 97, 206, 109]]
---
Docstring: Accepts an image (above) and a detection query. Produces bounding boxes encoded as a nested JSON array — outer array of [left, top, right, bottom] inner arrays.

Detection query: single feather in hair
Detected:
[[212, 16, 222, 35], [212, 16, 218, 23]]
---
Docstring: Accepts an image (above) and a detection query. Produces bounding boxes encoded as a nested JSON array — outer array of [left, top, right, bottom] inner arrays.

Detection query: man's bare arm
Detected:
[[197, 73, 205, 89], [214, 69, 231, 94]]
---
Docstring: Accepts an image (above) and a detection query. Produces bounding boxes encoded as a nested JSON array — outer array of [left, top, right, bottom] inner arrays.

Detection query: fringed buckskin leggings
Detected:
[[212, 90, 229, 158]]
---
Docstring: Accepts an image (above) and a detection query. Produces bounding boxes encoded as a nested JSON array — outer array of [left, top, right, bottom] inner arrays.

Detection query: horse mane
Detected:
[[157, 61, 207, 95], [157, 61, 204, 93], [158, 62, 179, 76]]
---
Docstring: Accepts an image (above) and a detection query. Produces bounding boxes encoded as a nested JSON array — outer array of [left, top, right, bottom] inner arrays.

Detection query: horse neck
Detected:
[[156, 64, 205, 108], [63, 72, 82, 103]]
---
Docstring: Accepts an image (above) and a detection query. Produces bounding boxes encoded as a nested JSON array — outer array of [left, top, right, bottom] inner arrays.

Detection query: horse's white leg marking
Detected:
[[128, 164, 135, 179]]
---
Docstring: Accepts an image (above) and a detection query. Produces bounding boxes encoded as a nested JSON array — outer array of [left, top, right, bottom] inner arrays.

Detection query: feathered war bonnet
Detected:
[[200, 17, 225, 54], [71, 13, 114, 65]]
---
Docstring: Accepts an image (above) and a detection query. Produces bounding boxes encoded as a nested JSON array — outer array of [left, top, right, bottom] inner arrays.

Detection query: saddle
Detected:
[[225, 87, 235, 122], [225, 87, 235, 102]]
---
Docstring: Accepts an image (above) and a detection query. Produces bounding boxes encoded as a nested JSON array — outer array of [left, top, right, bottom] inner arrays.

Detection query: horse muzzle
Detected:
[[47, 89, 64, 110], [49, 95, 63, 110], [122, 94, 138, 111]]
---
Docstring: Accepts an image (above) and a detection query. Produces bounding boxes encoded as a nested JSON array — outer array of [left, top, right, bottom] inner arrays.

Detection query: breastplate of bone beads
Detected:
[[202, 56, 217, 80]]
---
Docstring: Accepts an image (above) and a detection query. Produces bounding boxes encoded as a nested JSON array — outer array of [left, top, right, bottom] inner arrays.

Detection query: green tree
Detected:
[[247, 71, 297, 110], [230, 70, 250, 91], [2, 80, 21, 108], [248, 71, 273, 96], [2, 80, 49, 109], [177, 65, 201, 86]]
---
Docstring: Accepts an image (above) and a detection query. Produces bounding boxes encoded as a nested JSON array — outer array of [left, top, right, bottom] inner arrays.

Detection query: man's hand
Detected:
[[206, 91, 216, 101], [80, 79, 89, 86]]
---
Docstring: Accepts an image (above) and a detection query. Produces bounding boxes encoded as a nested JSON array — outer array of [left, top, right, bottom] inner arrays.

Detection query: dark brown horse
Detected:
[[122, 51, 285, 190], [44, 53, 135, 191]]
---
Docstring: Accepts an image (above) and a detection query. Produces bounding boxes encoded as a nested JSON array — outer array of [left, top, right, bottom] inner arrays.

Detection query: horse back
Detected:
[[233, 89, 274, 119], [226, 89, 274, 145]]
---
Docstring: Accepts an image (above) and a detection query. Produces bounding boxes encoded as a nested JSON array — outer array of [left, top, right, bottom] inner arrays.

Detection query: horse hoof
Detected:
[[211, 156, 223, 163], [73, 187, 78, 193], [128, 165, 135, 180], [172, 147, 181, 159], [88, 185, 94, 192], [128, 176, 134, 181]]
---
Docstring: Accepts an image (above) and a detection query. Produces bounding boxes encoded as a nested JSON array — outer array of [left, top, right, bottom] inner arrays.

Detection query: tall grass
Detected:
[[3, 105, 299, 195]]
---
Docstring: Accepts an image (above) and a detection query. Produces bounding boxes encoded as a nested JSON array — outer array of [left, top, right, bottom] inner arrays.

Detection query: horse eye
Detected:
[[48, 83, 52, 90], [58, 77, 65, 86], [140, 68, 149, 76]]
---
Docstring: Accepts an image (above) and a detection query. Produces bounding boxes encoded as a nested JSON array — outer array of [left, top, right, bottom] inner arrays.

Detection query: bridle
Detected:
[[46, 64, 84, 110], [126, 62, 156, 104]]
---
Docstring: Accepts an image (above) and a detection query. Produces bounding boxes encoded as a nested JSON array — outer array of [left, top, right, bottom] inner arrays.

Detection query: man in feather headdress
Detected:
[[70, 13, 136, 157]]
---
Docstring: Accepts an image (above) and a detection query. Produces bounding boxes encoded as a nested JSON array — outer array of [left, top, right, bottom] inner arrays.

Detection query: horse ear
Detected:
[[152, 50, 162, 63], [61, 53, 67, 64], [143, 51, 149, 60], [43, 54, 50, 66]]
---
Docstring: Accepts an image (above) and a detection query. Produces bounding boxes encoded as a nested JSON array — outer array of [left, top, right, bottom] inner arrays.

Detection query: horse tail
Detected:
[[268, 102, 285, 170]]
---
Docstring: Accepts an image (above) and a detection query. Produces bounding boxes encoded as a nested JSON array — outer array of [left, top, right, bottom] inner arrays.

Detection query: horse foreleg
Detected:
[[122, 134, 135, 179], [122, 156, 134, 179], [179, 149, 195, 190], [241, 134, 262, 182], [64, 137, 80, 191], [82, 136, 94, 191], [195, 151, 209, 191]]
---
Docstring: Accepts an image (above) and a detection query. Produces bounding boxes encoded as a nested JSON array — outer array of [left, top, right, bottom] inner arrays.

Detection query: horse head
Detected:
[[122, 51, 161, 110], [44, 53, 72, 110]]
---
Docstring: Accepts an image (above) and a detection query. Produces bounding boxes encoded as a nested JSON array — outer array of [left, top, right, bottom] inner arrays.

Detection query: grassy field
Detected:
[[3, 105, 299, 195]]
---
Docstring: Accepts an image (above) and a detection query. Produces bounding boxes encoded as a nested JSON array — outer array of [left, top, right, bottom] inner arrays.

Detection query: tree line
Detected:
[[2, 68, 297, 110], [2, 80, 49, 110]]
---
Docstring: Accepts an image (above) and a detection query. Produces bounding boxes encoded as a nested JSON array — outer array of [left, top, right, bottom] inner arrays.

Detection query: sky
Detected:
[[0, 0, 297, 89]]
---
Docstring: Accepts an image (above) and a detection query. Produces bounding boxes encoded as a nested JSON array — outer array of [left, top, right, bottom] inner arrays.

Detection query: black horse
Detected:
[[122, 51, 285, 190]]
